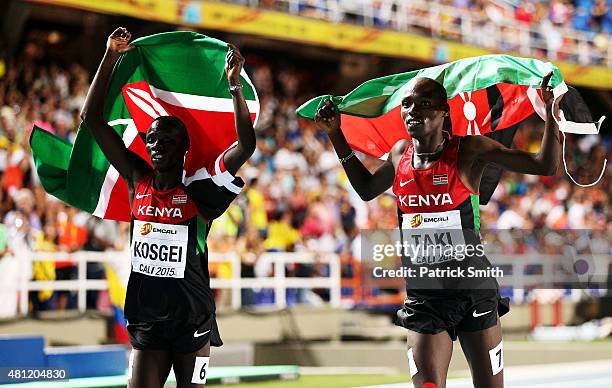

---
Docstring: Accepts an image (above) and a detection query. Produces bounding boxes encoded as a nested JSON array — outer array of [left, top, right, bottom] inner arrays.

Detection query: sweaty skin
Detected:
[[80, 27, 256, 388], [315, 74, 561, 388]]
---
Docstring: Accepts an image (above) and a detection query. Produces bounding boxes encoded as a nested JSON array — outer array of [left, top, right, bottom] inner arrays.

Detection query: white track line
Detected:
[[358, 359, 612, 388]]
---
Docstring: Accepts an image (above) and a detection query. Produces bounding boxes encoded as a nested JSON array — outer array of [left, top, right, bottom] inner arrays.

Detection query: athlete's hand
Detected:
[[106, 27, 134, 55], [540, 71, 556, 108], [315, 99, 341, 134], [225, 44, 245, 86], [540, 71, 563, 119]]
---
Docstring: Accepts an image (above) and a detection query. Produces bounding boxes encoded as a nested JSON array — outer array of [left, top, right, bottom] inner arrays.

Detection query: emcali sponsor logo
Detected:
[[424, 216, 449, 223], [408, 214, 451, 228], [152, 227, 177, 235], [140, 223, 153, 235], [410, 214, 423, 228]]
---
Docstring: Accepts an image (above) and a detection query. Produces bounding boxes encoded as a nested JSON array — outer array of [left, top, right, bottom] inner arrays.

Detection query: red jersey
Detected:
[[392, 137, 494, 294], [393, 137, 480, 232], [125, 161, 243, 328]]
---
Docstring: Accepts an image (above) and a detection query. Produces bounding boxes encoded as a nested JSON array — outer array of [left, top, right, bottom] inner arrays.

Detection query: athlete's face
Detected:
[[145, 120, 188, 172], [400, 78, 449, 139]]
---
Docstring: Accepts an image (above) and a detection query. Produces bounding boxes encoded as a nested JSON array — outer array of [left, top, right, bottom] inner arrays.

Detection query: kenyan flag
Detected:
[[30, 32, 259, 222], [297, 55, 603, 201]]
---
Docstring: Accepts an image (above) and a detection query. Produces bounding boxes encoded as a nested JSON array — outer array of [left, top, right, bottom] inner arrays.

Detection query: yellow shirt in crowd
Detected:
[[263, 220, 300, 251], [246, 187, 268, 231]]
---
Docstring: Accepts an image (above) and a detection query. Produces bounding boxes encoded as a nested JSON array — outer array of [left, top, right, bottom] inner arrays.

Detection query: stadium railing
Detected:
[[227, 0, 611, 66], [7, 251, 610, 317], [208, 251, 342, 309], [12, 251, 342, 316]]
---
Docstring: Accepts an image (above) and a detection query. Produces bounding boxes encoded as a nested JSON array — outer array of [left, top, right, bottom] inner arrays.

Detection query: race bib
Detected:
[[131, 220, 188, 278], [401, 210, 467, 265]]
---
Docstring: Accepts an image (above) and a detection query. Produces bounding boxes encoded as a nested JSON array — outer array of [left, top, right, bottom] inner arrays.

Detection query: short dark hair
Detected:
[[151, 116, 189, 148], [152, 116, 187, 134], [414, 77, 448, 104], [427, 78, 448, 104]]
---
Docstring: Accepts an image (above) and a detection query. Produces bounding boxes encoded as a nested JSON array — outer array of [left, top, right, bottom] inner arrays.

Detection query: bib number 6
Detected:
[[191, 356, 210, 384], [200, 362, 207, 381]]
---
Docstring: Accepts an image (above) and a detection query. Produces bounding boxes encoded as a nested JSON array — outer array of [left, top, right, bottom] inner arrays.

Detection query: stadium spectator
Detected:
[[298, 0, 328, 19], [31, 223, 59, 311]]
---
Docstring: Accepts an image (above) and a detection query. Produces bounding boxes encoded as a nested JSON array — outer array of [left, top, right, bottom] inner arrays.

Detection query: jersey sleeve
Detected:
[[185, 149, 245, 220]]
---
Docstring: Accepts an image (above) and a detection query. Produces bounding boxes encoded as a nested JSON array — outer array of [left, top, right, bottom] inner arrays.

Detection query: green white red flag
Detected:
[[30, 32, 259, 221], [297, 55, 605, 198]]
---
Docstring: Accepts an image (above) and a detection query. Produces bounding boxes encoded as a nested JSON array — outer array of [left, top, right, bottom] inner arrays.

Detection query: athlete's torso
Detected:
[[392, 137, 495, 295], [393, 137, 480, 232], [125, 172, 214, 323]]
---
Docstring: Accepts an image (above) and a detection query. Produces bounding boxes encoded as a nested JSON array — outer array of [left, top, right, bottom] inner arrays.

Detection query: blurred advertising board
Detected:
[[29, 0, 612, 89], [30, 0, 178, 23]]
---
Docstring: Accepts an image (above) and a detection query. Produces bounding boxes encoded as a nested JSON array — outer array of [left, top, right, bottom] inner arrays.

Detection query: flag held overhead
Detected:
[[30, 31, 260, 222], [297, 54, 606, 192]]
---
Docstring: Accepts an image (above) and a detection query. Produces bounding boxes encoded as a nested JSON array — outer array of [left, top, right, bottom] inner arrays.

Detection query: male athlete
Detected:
[[315, 73, 560, 387], [81, 28, 255, 388]]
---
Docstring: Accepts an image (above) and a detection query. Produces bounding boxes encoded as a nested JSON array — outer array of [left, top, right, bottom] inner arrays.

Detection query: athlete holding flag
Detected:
[[81, 28, 255, 388], [315, 73, 560, 388]]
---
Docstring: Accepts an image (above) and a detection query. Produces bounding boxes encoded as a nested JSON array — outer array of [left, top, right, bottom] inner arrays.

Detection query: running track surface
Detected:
[[359, 359, 612, 388]]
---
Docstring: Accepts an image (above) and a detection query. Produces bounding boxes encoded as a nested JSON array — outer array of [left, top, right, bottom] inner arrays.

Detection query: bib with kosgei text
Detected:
[[131, 220, 188, 278]]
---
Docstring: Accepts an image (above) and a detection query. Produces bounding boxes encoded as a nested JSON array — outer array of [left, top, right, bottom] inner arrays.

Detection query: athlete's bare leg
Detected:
[[128, 349, 173, 388], [173, 342, 211, 388], [458, 317, 504, 388], [407, 330, 453, 388]]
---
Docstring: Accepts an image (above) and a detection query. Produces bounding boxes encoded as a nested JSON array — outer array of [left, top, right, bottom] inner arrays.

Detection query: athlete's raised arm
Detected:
[[80, 27, 140, 182], [222, 44, 256, 175], [462, 72, 562, 176], [315, 99, 397, 201]]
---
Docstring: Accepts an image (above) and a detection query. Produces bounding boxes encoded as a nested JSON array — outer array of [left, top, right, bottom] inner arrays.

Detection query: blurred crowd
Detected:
[[442, 0, 611, 64], [236, 0, 612, 65], [0, 29, 609, 314], [0, 40, 132, 314], [288, 0, 612, 34]]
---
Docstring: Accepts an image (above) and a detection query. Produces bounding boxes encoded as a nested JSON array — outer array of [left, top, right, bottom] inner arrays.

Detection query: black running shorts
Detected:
[[127, 314, 222, 353], [394, 289, 510, 341]]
